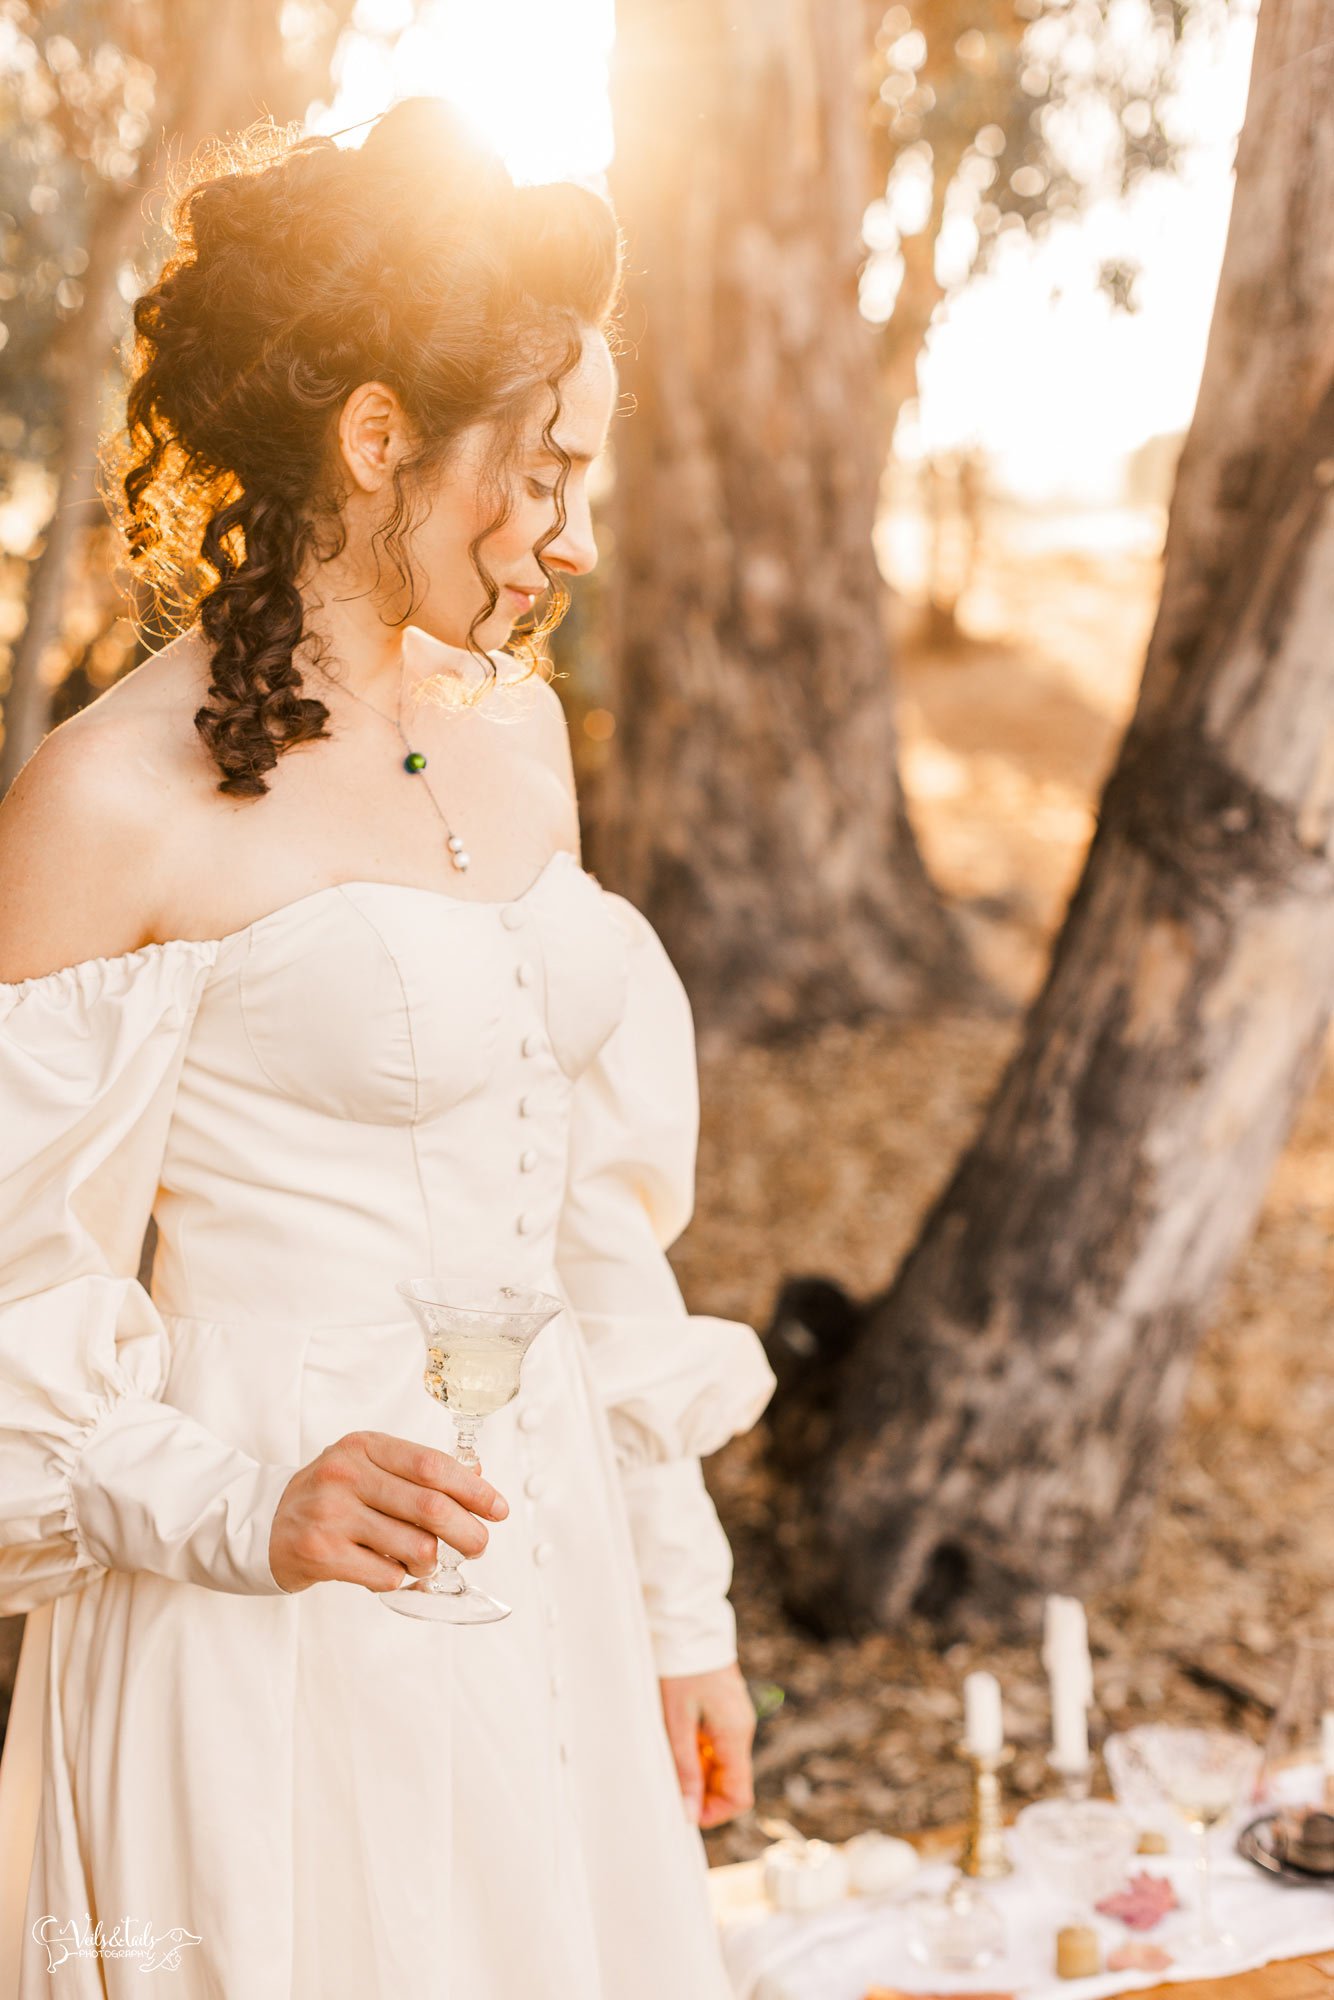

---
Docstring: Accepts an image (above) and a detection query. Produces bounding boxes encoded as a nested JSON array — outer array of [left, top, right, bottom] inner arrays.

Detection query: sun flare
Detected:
[[313, 0, 614, 188]]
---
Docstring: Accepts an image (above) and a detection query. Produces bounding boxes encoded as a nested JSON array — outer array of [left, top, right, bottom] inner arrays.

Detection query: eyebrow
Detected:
[[530, 440, 609, 470]]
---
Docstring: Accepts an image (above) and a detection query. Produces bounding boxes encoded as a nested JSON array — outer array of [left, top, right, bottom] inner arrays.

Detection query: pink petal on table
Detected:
[[1095, 1871, 1180, 1929], [1107, 1942, 1174, 1972]]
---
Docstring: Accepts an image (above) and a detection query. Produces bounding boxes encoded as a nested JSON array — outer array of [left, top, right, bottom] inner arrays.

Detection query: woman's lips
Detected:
[[506, 586, 540, 610]]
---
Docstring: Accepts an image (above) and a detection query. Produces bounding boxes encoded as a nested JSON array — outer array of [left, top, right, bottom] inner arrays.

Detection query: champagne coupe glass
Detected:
[[903, 1877, 1006, 1971], [380, 1277, 562, 1624], [1261, 1630, 1334, 1808], [1015, 1798, 1137, 1934], [1253, 1629, 1334, 1873], [1106, 1725, 1263, 1957]]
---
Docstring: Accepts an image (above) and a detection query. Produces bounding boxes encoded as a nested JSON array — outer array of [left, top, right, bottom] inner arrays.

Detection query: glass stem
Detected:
[[427, 1539, 466, 1593], [1196, 1824, 1218, 1943], [453, 1415, 483, 1471], [417, 1416, 485, 1596]]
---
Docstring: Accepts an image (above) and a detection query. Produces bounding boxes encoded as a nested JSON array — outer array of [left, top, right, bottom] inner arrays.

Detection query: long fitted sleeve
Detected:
[[554, 893, 776, 1677], [0, 941, 299, 1614]]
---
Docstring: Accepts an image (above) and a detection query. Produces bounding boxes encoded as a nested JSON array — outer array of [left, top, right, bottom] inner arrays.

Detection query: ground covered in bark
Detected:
[[688, 509, 1334, 1864]]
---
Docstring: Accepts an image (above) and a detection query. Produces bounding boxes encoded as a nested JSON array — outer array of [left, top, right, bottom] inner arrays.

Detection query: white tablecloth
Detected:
[[709, 1820, 1334, 2000]]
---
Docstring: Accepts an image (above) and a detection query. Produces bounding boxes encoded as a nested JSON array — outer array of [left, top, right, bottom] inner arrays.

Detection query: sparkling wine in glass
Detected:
[[380, 1277, 562, 1624], [1107, 1725, 1262, 1957]]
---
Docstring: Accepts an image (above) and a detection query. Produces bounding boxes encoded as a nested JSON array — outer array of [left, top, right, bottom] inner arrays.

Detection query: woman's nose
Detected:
[[545, 500, 598, 579]]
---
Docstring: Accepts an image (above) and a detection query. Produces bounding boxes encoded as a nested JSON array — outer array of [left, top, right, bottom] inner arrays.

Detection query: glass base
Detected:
[[379, 1577, 512, 1623], [1177, 1925, 1242, 1962]]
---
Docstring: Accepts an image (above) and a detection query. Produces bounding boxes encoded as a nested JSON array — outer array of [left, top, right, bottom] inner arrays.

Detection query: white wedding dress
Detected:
[[0, 848, 776, 1997]]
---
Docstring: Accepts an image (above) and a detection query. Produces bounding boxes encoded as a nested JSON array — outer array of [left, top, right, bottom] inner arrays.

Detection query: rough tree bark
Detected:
[[774, 0, 1334, 1635], [604, 0, 974, 1042]]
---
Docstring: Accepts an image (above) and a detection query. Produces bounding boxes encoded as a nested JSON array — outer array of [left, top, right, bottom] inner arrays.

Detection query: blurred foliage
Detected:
[[0, 0, 350, 461], [864, 0, 1237, 409], [0, 1, 155, 452], [0, 0, 360, 769]]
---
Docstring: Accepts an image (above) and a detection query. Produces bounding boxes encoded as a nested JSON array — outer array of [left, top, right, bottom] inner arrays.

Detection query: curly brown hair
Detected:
[[102, 97, 624, 798]]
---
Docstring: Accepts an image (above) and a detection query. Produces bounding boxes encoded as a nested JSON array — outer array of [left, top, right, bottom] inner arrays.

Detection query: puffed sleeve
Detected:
[[0, 942, 300, 1614], [555, 893, 776, 1677]]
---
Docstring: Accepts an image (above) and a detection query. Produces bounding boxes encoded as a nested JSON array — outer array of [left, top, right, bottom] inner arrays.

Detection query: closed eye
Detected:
[[526, 478, 556, 499]]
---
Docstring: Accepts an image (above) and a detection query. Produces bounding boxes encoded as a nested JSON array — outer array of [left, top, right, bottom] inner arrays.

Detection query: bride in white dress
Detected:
[[0, 98, 776, 1997]]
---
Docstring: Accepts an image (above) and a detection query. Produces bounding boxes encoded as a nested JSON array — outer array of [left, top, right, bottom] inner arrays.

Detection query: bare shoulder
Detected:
[[0, 632, 211, 981]]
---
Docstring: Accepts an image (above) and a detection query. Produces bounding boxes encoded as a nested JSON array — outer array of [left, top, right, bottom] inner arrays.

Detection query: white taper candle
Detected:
[[1044, 1595, 1092, 1775], [963, 1670, 1004, 1756]]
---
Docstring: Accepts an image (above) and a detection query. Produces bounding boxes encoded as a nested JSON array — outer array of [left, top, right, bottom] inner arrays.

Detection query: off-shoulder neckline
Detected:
[[1, 848, 595, 997]]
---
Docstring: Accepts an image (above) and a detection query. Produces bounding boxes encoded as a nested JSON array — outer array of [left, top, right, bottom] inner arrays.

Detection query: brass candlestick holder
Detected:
[[958, 1744, 1015, 1879]]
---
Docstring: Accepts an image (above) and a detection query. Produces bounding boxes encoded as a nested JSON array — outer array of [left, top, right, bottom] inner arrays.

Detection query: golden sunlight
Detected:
[[313, 0, 615, 186], [310, 0, 1255, 503]]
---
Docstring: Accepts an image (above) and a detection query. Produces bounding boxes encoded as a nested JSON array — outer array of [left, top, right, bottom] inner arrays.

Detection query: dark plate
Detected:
[[1237, 1812, 1334, 1887]]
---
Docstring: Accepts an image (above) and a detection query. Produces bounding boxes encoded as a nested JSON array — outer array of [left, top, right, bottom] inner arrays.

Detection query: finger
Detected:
[[664, 1709, 705, 1822], [358, 1462, 499, 1546], [700, 1756, 754, 1820], [357, 1434, 508, 1519], [333, 1541, 415, 1594], [698, 1739, 755, 1827], [350, 1495, 487, 1570], [698, 1783, 753, 1829], [362, 1434, 508, 1517]]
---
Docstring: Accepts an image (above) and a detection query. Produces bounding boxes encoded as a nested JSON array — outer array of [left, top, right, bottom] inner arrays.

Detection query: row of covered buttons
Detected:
[[515, 1403, 561, 1700], [512, 935, 544, 1233], [504, 878, 572, 1726], [505, 886, 536, 990], [499, 924, 564, 1716], [516, 940, 552, 1232]]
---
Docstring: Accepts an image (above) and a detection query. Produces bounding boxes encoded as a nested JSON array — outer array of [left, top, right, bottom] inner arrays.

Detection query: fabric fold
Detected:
[[555, 892, 777, 1677], [0, 943, 298, 1612]]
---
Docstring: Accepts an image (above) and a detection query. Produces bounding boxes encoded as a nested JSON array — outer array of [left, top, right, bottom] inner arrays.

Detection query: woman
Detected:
[[0, 98, 776, 1998]]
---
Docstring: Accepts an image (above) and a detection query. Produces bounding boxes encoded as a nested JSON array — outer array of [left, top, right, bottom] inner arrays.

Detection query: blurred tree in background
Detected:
[[863, 0, 1228, 418], [771, 0, 1334, 1640], [604, 0, 977, 1039], [0, 0, 360, 790], [599, 0, 1227, 1035], [864, 0, 1228, 638]]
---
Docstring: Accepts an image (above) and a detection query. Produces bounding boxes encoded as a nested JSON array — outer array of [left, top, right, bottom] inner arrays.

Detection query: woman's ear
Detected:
[[338, 380, 411, 493]]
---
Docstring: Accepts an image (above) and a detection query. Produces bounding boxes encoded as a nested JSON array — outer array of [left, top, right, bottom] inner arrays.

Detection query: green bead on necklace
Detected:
[[327, 668, 470, 873]]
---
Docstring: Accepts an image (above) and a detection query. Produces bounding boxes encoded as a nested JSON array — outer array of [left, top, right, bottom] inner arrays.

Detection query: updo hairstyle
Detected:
[[103, 97, 623, 797]]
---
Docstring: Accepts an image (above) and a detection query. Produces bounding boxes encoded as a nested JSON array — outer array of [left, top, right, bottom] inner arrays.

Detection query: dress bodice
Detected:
[[154, 851, 632, 1324]]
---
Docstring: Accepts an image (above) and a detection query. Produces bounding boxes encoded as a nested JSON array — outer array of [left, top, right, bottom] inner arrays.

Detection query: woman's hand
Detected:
[[659, 1662, 757, 1829], [268, 1430, 509, 1594]]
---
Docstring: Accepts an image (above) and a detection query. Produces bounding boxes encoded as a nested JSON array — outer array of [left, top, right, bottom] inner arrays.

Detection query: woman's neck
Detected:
[[294, 591, 491, 712]]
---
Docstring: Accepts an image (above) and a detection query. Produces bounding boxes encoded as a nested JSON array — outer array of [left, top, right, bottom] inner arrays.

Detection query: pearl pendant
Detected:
[[451, 849, 471, 871]]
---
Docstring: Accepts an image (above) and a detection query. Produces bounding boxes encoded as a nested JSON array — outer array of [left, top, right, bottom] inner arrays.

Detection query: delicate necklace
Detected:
[[331, 660, 471, 874]]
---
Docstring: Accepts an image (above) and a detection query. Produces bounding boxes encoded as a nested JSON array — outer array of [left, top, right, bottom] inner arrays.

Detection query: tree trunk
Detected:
[[0, 0, 358, 795], [0, 183, 143, 794], [778, 0, 1334, 1636], [604, 0, 975, 1043]]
